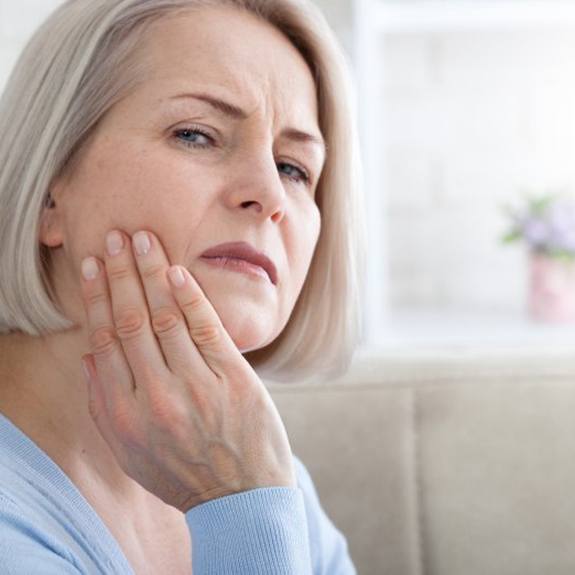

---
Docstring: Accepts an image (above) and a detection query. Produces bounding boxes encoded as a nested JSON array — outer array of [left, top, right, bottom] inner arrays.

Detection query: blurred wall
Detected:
[[382, 29, 575, 315]]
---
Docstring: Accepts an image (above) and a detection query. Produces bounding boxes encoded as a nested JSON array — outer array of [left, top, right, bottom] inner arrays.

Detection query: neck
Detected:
[[0, 329, 140, 501]]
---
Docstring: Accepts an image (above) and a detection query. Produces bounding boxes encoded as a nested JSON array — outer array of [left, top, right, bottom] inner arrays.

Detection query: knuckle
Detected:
[[189, 323, 221, 347], [107, 265, 132, 283], [140, 263, 165, 282], [181, 293, 204, 314], [114, 308, 148, 340], [89, 326, 117, 356], [229, 378, 261, 408], [192, 392, 223, 430], [151, 307, 181, 336], [147, 392, 178, 427], [85, 290, 108, 307], [110, 403, 138, 438], [236, 374, 260, 396], [169, 400, 191, 430]]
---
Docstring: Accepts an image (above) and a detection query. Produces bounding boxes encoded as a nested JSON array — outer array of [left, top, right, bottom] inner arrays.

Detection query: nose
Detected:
[[224, 149, 286, 224]]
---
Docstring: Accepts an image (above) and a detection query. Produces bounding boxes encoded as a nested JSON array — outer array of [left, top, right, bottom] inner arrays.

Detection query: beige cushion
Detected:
[[267, 347, 575, 575]]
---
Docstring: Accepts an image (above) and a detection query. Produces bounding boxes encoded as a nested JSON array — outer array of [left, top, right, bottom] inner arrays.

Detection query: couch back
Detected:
[[268, 347, 575, 575]]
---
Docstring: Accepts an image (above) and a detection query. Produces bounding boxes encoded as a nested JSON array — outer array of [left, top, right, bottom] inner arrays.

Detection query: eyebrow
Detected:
[[170, 92, 326, 153]]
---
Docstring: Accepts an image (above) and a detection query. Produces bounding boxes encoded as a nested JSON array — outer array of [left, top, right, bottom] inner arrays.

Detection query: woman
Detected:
[[0, 0, 365, 573]]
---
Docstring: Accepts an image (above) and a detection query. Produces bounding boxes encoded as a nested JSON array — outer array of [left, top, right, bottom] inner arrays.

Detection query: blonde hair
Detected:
[[0, 0, 366, 384]]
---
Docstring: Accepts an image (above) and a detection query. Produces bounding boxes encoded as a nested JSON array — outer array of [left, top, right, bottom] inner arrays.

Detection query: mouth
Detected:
[[200, 241, 278, 286], [200, 255, 274, 284]]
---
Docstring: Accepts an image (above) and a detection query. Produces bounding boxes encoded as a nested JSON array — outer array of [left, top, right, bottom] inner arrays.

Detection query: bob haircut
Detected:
[[0, 0, 366, 384]]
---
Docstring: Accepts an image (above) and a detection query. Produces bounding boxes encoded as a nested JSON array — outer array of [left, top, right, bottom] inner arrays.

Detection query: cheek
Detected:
[[64, 145, 208, 255], [287, 206, 321, 289], [299, 205, 321, 260]]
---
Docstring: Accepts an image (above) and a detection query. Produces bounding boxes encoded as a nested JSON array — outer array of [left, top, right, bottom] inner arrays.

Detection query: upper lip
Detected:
[[200, 241, 278, 285]]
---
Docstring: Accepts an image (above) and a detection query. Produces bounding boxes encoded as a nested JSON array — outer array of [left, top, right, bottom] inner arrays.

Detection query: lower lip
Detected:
[[200, 256, 272, 284]]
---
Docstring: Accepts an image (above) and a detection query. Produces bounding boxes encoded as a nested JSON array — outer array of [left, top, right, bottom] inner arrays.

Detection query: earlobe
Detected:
[[44, 193, 56, 209], [39, 192, 64, 248]]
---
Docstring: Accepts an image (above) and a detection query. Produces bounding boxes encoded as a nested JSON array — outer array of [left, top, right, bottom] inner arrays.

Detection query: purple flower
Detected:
[[522, 217, 549, 248], [549, 226, 575, 252], [504, 194, 575, 257], [547, 200, 575, 252]]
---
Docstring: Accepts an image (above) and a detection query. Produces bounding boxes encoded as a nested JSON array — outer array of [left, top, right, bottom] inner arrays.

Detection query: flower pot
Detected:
[[529, 252, 575, 322]]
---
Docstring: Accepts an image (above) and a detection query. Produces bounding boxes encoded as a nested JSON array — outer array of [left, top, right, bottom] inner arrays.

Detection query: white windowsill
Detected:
[[371, 0, 575, 34], [371, 309, 575, 354]]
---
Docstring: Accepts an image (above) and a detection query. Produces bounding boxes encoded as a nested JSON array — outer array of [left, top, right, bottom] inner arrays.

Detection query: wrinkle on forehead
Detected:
[[137, 6, 320, 131]]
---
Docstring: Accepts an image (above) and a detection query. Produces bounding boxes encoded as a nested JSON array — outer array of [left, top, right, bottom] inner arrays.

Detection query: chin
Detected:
[[210, 298, 278, 354], [226, 327, 271, 354]]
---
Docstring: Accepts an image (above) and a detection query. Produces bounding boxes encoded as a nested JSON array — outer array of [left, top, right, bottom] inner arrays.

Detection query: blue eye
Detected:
[[174, 128, 214, 149], [278, 162, 310, 185]]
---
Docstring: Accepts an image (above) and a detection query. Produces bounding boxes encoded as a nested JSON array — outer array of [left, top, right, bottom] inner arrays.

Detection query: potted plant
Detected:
[[503, 193, 575, 322]]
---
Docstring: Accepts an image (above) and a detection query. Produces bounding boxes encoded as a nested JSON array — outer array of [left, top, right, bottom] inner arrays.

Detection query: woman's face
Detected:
[[44, 6, 325, 353]]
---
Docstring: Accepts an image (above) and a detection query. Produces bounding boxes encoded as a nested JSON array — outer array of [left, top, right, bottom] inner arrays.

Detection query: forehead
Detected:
[[135, 7, 320, 124]]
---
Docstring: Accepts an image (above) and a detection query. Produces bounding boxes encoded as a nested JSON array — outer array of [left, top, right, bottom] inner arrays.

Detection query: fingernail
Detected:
[[168, 266, 186, 287], [81, 257, 99, 280], [106, 230, 124, 257], [133, 231, 151, 256]]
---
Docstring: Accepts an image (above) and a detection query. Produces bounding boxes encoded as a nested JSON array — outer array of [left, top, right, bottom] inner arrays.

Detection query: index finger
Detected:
[[167, 265, 247, 378]]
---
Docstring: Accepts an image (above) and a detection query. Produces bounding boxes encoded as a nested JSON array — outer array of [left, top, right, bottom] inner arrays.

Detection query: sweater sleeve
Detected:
[[185, 455, 357, 575]]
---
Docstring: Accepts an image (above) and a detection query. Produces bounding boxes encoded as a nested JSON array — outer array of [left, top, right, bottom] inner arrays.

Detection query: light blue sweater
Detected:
[[0, 412, 356, 574]]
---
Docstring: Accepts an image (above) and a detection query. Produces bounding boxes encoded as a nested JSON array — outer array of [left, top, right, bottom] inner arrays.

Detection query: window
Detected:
[[354, 0, 575, 350]]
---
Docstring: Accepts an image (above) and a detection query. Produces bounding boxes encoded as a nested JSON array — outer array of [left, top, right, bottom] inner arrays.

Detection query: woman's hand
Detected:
[[79, 229, 296, 513]]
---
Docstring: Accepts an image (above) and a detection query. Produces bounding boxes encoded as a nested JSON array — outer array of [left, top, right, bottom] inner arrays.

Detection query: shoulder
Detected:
[[0, 488, 83, 573], [0, 415, 133, 573]]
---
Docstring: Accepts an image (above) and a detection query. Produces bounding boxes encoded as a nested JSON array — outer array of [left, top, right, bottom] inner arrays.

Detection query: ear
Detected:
[[39, 182, 65, 249]]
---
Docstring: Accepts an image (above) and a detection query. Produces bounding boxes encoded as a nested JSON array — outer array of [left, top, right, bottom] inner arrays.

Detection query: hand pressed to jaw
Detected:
[[80, 229, 239, 390], [77, 228, 296, 512], [79, 227, 241, 464]]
